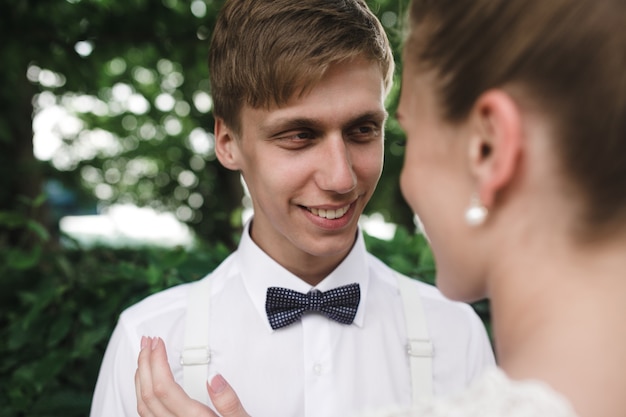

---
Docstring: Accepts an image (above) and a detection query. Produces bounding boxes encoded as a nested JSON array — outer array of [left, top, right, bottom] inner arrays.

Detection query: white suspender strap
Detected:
[[181, 277, 212, 403], [396, 273, 434, 402]]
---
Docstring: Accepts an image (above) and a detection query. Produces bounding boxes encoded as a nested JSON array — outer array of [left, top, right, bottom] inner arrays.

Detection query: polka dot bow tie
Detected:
[[265, 283, 361, 330]]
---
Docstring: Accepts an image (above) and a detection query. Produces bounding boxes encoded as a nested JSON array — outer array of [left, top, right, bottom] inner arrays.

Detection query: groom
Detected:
[[91, 1, 495, 416]]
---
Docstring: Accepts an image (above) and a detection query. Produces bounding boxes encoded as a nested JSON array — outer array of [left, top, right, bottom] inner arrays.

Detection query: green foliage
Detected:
[[2, 0, 242, 246], [0, 219, 230, 416], [0, 194, 50, 272], [365, 226, 437, 285]]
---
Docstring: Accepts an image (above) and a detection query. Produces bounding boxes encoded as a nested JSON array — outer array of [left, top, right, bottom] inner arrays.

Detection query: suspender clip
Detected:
[[407, 338, 433, 358], [180, 346, 211, 366]]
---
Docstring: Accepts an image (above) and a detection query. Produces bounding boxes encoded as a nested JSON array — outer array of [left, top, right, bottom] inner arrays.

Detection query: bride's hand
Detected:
[[135, 336, 250, 417]]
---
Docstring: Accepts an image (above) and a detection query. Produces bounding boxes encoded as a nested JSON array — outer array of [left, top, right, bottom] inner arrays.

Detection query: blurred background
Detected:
[[0, 1, 487, 415], [3, 0, 413, 251]]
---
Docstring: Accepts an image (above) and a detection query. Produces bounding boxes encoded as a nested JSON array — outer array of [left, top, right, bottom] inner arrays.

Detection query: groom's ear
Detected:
[[215, 118, 243, 171]]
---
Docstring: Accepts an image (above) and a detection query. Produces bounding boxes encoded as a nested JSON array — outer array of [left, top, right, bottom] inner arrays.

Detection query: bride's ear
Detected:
[[214, 118, 242, 171], [467, 89, 524, 207]]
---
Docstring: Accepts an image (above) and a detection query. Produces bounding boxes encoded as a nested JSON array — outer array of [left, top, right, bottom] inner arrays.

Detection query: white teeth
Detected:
[[309, 205, 350, 220]]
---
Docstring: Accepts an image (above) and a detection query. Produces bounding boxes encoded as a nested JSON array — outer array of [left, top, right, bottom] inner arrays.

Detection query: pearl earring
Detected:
[[464, 195, 488, 226]]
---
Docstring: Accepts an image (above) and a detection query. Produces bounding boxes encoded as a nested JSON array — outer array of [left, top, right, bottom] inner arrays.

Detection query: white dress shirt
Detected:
[[90, 223, 495, 417]]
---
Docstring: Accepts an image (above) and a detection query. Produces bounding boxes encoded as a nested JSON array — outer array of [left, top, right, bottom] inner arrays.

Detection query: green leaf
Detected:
[[32, 193, 48, 208], [47, 315, 73, 347], [0, 211, 26, 228], [26, 220, 50, 241], [7, 246, 42, 270]]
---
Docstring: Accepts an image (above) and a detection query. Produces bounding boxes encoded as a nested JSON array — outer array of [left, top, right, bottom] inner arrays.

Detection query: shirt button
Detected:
[[313, 363, 322, 375]]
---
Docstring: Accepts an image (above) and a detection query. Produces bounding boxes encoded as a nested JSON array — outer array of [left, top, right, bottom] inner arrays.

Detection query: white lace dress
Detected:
[[359, 367, 579, 417]]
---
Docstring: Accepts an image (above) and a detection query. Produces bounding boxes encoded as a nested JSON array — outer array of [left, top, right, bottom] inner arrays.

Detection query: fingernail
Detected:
[[151, 337, 159, 350], [140, 336, 148, 350], [208, 373, 226, 393]]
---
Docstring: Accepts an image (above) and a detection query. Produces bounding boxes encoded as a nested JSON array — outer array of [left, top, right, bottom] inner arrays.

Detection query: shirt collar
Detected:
[[237, 219, 370, 331]]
